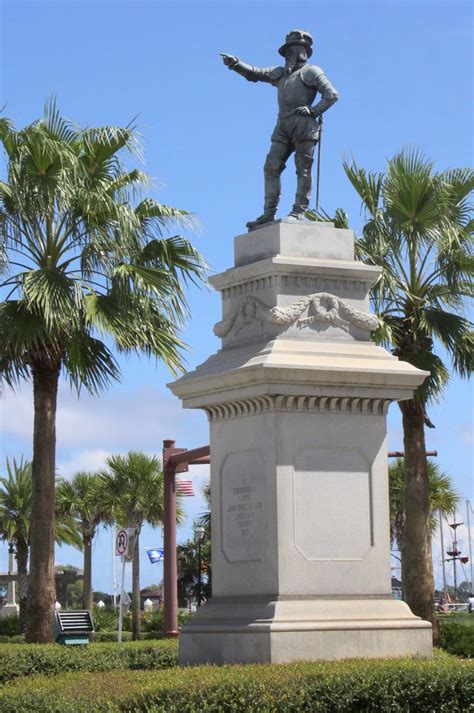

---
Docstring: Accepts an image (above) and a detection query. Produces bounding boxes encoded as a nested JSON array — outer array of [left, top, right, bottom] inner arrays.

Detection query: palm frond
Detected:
[[63, 333, 120, 395], [343, 159, 383, 216]]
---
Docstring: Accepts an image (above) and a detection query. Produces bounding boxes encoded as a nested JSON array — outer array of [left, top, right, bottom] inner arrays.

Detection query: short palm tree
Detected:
[[0, 457, 81, 628], [198, 480, 212, 599], [0, 100, 206, 642], [56, 472, 109, 610], [389, 458, 459, 598], [344, 150, 473, 622], [100, 451, 184, 640]]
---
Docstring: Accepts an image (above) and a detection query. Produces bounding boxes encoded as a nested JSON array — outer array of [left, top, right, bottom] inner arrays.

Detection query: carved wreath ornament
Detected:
[[214, 292, 379, 338]]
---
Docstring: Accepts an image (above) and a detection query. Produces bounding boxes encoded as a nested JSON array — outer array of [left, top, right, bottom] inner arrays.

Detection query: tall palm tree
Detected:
[[344, 150, 473, 622], [56, 472, 109, 610], [0, 457, 81, 628], [389, 458, 459, 598], [100, 451, 184, 640], [0, 100, 206, 642]]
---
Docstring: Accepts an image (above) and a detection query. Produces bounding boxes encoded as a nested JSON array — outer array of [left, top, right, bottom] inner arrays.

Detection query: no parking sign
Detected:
[[115, 528, 134, 559]]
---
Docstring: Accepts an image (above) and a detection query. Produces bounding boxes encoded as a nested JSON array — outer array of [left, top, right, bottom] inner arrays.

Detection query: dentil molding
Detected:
[[204, 395, 391, 422]]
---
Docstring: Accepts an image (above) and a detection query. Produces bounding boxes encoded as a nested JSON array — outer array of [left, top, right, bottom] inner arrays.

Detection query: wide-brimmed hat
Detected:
[[278, 29, 313, 58]]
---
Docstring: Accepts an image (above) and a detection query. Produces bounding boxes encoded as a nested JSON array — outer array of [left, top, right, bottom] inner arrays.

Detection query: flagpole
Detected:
[[439, 510, 447, 599], [467, 500, 473, 595]]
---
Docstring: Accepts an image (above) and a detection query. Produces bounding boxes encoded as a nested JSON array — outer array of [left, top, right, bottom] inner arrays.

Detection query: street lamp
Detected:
[[194, 525, 205, 607]]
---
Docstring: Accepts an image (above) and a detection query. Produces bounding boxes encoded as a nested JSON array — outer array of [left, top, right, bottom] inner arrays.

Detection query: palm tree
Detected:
[[177, 482, 212, 605], [198, 480, 212, 599], [389, 458, 459, 598], [100, 451, 184, 640], [0, 100, 206, 642], [344, 150, 473, 622], [177, 539, 199, 607], [0, 457, 81, 628], [0, 458, 31, 626], [56, 472, 109, 610]]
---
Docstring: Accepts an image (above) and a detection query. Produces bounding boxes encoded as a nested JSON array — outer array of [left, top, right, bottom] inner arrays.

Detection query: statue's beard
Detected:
[[285, 58, 304, 75]]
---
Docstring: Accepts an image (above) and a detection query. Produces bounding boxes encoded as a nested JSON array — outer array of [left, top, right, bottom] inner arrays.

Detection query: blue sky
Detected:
[[0, 0, 472, 595]]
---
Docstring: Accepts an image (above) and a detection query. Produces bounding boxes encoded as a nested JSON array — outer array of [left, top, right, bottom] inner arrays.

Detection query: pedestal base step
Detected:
[[179, 596, 432, 665]]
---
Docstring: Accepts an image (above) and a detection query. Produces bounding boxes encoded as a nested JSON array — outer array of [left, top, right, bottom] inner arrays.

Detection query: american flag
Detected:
[[176, 480, 195, 497]]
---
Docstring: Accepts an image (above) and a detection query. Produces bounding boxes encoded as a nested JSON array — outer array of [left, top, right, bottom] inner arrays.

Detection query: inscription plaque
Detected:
[[220, 450, 267, 563]]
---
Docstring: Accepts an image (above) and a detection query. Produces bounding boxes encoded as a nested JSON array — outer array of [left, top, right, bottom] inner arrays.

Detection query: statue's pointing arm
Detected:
[[302, 65, 339, 117], [220, 53, 283, 84]]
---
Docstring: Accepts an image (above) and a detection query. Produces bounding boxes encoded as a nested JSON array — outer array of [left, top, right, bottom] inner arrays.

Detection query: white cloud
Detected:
[[56, 449, 113, 479], [1, 380, 209, 453]]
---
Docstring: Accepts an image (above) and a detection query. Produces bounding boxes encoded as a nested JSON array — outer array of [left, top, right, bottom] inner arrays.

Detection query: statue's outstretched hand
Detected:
[[220, 52, 239, 68]]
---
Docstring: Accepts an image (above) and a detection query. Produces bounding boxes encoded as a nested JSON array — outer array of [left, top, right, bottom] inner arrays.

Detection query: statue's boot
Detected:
[[246, 192, 279, 230], [288, 151, 313, 220], [288, 194, 309, 220], [246, 212, 276, 230], [247, 149, 284, 230]]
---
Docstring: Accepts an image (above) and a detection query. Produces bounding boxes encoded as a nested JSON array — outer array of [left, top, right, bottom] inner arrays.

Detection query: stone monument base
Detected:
[[179, 596, 432, 665], [172, 220, 433, 666], [0, 603, 19, 618]]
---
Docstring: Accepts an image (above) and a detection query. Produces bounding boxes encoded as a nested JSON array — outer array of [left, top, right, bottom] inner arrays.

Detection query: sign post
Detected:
[[115, 528, 134, 643]]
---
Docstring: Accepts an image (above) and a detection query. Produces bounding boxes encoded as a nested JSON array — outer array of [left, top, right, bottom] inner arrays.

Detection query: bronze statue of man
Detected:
[[221, 30, 339, 230]]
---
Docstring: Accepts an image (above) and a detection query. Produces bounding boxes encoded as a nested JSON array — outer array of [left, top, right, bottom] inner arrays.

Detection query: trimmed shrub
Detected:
[[0, 639, 178, 684], [0, 615, 21, 637], [0, 651, 472, 712], [92, 631, 133, 642], [439, 621, 474, 657]]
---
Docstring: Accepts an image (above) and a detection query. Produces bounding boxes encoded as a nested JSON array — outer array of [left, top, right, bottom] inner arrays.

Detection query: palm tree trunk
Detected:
[[82, 534, 93, 610], [25, 352, 61, 643], [132, 527, 141, 640], [400, 398, 434, 624], [16, 540, 29, 632]]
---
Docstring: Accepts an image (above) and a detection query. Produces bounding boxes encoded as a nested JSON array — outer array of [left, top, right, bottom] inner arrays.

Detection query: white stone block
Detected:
[[235, 220, 355, 266]]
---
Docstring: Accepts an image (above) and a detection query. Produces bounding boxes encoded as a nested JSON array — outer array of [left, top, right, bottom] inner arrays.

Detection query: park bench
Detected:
[[53, 610, 94, 645]]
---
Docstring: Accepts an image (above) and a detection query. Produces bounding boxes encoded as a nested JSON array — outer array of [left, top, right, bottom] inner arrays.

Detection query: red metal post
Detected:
[[388, 450, 438, 458], [163, 439, 179, 638]]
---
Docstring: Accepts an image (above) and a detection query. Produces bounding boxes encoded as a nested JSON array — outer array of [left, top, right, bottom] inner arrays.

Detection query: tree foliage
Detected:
[[389, 458, 459, 550], [0, 98, 207, 390], [344, 150, 473, 406]]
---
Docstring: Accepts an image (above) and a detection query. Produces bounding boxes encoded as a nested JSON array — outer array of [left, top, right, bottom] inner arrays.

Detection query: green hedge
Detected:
[[0, 651, 471, 712], [439, 621, 474, 657], [0, 639, 178, 684], [0, 615, 22, 637]]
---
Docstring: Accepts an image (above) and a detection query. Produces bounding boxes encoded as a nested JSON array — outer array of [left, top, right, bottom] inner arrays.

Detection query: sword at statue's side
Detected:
[[315, 116, 323, 212]]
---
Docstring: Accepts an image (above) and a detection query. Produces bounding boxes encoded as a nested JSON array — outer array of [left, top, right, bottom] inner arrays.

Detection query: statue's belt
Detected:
[[278, 109, 314, 120]]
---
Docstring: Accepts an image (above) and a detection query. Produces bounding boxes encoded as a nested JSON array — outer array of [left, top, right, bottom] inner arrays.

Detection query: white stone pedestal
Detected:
[[170, 220, 433, 664]]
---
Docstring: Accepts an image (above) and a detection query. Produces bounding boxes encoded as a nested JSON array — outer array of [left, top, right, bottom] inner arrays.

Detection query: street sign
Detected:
[[120, 589, 131, 608], [115, 528, 134, 559]]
